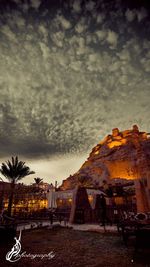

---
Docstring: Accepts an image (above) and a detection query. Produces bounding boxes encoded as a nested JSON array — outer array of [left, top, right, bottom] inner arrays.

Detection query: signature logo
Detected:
[[6, 229, 55, 262], [6, 230, 22, 262]]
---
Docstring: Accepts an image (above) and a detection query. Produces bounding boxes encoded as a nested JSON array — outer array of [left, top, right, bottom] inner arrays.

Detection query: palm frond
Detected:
[[34, 177, 43, 184], [0, 156, 35, 183]]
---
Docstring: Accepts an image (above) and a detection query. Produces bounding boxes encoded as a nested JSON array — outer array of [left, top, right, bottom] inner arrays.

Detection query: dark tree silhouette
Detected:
[[0, 156, 35, 216], [34, 177, 43, 185]]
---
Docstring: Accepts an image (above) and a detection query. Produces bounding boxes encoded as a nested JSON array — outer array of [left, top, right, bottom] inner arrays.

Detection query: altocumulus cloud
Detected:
[[0, 0, 150, 160]]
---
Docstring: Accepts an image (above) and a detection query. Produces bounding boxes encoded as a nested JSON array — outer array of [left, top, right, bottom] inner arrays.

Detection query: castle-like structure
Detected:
[[60, 125, 150, 212]]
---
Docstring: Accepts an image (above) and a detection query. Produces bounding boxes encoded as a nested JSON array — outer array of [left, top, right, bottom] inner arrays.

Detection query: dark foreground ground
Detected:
[[0, 226, 150, 267]]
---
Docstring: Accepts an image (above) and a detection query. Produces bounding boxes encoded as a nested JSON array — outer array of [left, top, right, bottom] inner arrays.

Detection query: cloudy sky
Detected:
[[0, 0, 150, 185]]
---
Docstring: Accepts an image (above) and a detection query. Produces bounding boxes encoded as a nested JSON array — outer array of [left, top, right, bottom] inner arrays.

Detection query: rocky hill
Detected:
[[60, 125, 150, 190]]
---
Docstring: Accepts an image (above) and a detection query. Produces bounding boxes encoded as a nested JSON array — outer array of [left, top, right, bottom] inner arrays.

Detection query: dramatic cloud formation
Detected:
[[0, 0, 150, 181]]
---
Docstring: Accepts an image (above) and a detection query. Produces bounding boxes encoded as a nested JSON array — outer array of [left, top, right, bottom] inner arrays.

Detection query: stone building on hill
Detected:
[[60, 125, 150, 213]]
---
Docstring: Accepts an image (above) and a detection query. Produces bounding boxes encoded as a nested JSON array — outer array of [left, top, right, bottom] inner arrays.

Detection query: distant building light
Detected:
[[88, 195, 93, 202]]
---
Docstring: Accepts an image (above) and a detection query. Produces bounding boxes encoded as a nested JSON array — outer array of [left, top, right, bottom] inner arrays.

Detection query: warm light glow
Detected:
[[105, 161, 136, 180], [3, 197, 48, 214], [115, 197, 124, 205], [88, 195, 93, 202], [107, 139, 126, 149]]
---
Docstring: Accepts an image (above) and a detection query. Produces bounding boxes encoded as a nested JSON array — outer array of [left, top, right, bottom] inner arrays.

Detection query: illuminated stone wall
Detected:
[[60, 125, 150, 189], [105, 161, 137, 180]]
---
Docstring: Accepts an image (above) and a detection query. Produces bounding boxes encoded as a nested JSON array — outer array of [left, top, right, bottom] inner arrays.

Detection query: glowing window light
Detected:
[[107, 139, 127, 149], [88, 195, 93, 202]]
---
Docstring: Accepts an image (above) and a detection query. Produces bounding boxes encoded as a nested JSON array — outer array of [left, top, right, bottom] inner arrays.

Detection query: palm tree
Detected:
[[0, 156, 35, 216], [34, 177, 43, 185], [33, 178, 44, 210], [0, 177, 4, 211]]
